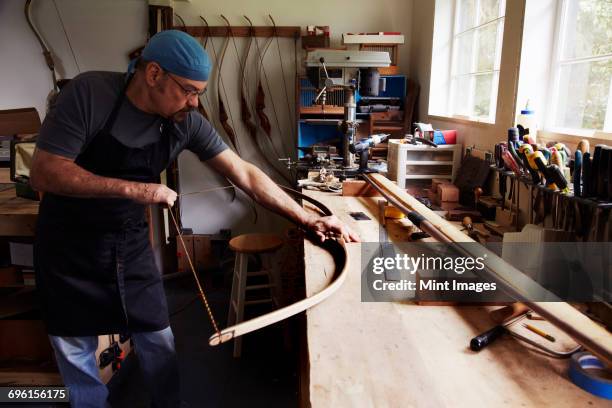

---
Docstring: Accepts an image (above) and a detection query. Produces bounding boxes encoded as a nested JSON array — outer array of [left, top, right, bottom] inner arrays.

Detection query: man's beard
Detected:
[[171, 107, 194, 122]]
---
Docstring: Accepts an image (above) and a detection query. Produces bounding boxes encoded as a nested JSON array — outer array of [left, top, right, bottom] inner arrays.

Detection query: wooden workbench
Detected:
[[0, 185, 38, 236], [301, 189, 607, 407]]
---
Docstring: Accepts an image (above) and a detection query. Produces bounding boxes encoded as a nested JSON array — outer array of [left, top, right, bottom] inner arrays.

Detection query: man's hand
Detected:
[[304, 215, 360, 243], [132, 183, 177, 207]]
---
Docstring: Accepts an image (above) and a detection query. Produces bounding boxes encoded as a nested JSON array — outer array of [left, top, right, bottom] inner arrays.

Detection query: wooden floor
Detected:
[[302, 190, 608, 407]]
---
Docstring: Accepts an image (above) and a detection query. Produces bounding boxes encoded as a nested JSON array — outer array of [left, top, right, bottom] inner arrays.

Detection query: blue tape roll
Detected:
[[568, 352, 612, 400]]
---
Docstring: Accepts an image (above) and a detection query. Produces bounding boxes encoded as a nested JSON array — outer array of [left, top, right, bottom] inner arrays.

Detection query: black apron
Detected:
[[35, 77, 174, 336]]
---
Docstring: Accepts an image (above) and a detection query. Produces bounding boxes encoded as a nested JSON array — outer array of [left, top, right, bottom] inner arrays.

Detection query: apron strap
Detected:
[[101, 73, 133, 135]]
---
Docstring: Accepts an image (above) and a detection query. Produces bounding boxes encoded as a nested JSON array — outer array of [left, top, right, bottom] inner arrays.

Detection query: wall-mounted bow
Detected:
[[25, 0, 58, 92]]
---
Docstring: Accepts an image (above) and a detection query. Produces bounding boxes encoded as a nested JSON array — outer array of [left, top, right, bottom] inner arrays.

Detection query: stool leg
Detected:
[[263, 253, 280, 308], [227, 252, 240, 328], [233, 252, 248, 357]]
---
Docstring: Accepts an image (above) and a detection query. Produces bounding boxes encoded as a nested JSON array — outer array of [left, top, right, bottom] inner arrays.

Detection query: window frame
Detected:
[[546, 0, 612, 135], [447, 0, 506, 123]]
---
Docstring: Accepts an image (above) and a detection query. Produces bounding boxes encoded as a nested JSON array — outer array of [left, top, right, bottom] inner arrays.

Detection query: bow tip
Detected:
[[209, 330, 234, 346]]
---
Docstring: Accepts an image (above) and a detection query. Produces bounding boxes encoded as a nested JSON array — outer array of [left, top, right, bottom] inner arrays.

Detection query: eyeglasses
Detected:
[[165, 73, 206, 97]]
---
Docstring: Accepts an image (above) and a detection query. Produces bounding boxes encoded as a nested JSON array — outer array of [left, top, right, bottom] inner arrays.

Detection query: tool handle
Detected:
[[470, 325, 505, 351], [574, 150, 582, 197], [583, 152, 591, 197]]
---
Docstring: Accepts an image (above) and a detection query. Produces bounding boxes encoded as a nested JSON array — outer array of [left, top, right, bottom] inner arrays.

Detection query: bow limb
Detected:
[[252, 35, 290, 174], [199, 16, 239, 153], [253, 22, 287, 159], [217, 34, 240, 152], [253, 33, 274, 138], [269, 15, 296, 149], [209, 186, 349, 345], [199, 16, 237, 203], [25, 0, 58, 91], [253, 36, 289, 176], [219, 15, 257, 144], [217, 16, 257, 222], [241, 16, 292, 185]]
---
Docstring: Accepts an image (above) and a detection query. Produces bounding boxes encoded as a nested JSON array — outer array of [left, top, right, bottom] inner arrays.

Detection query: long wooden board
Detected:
[[366, 173, 612, 365]]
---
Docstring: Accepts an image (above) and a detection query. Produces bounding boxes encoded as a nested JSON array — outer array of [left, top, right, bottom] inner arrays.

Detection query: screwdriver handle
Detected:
[[470, 325, 506, 351]]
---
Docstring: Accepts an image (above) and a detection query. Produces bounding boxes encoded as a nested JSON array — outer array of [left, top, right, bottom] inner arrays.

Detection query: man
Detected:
[[30, 30, 359, 408]]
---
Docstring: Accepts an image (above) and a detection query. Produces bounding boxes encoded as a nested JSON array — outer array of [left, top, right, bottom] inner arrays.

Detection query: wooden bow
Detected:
[[252, 28, 274, 139], [25, 0, 58, 91], [199, 16, 239, 153], [232, 17, 258, 142], [242, 16, 292, 184], [169, 185, 349, 346], [269, 15, 295, 153]]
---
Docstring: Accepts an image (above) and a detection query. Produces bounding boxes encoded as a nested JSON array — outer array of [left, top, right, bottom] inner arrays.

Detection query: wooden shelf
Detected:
[[0, 187, 38, 236], [387, 141, 462, 188]]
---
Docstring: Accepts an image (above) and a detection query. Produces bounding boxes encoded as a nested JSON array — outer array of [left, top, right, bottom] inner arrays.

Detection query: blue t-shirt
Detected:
[[37, 71, 227, 163]]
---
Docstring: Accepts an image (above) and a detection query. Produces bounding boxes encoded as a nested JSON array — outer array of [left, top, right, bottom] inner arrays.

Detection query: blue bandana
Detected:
[[137, 30, 211, 81]]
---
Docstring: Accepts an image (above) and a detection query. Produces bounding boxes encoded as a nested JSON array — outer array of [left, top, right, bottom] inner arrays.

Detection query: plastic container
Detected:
[[516, 101, 537, 142]]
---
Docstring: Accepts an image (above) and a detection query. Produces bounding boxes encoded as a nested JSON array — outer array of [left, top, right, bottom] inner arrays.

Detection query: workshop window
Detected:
[[429, 0, 505, 123], [549, 0, 612, 133]]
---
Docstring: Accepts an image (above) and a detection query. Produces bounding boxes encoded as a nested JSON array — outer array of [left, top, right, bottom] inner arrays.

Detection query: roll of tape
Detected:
[[569, 352, 612, 400]]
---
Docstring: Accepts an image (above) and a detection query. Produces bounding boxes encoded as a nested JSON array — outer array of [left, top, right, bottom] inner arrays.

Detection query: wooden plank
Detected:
[[341, 180, 380, 197], [0, 108, 41, 135], [0, 215, 37, 236], [0, 188, 38, 236], [302, 190, 608, 407], [367, 173, 612, 365], [0, 169, 11, 184]]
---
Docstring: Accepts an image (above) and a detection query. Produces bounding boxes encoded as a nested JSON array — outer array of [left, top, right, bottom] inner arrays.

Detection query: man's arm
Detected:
[[206, 150, 359, 242], [30, 148, 177, 206]]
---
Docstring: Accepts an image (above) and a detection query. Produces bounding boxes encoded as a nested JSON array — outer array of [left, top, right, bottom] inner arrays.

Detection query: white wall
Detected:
[[0, 0, 147, 117], [1, 0, 414, 236]]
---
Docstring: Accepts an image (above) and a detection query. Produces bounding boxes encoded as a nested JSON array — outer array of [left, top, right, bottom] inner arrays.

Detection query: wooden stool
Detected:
[[227, 233, 283, 357]]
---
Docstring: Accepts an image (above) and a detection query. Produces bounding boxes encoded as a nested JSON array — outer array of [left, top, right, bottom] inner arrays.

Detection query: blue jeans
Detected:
[[49, 326, 180, 408]]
